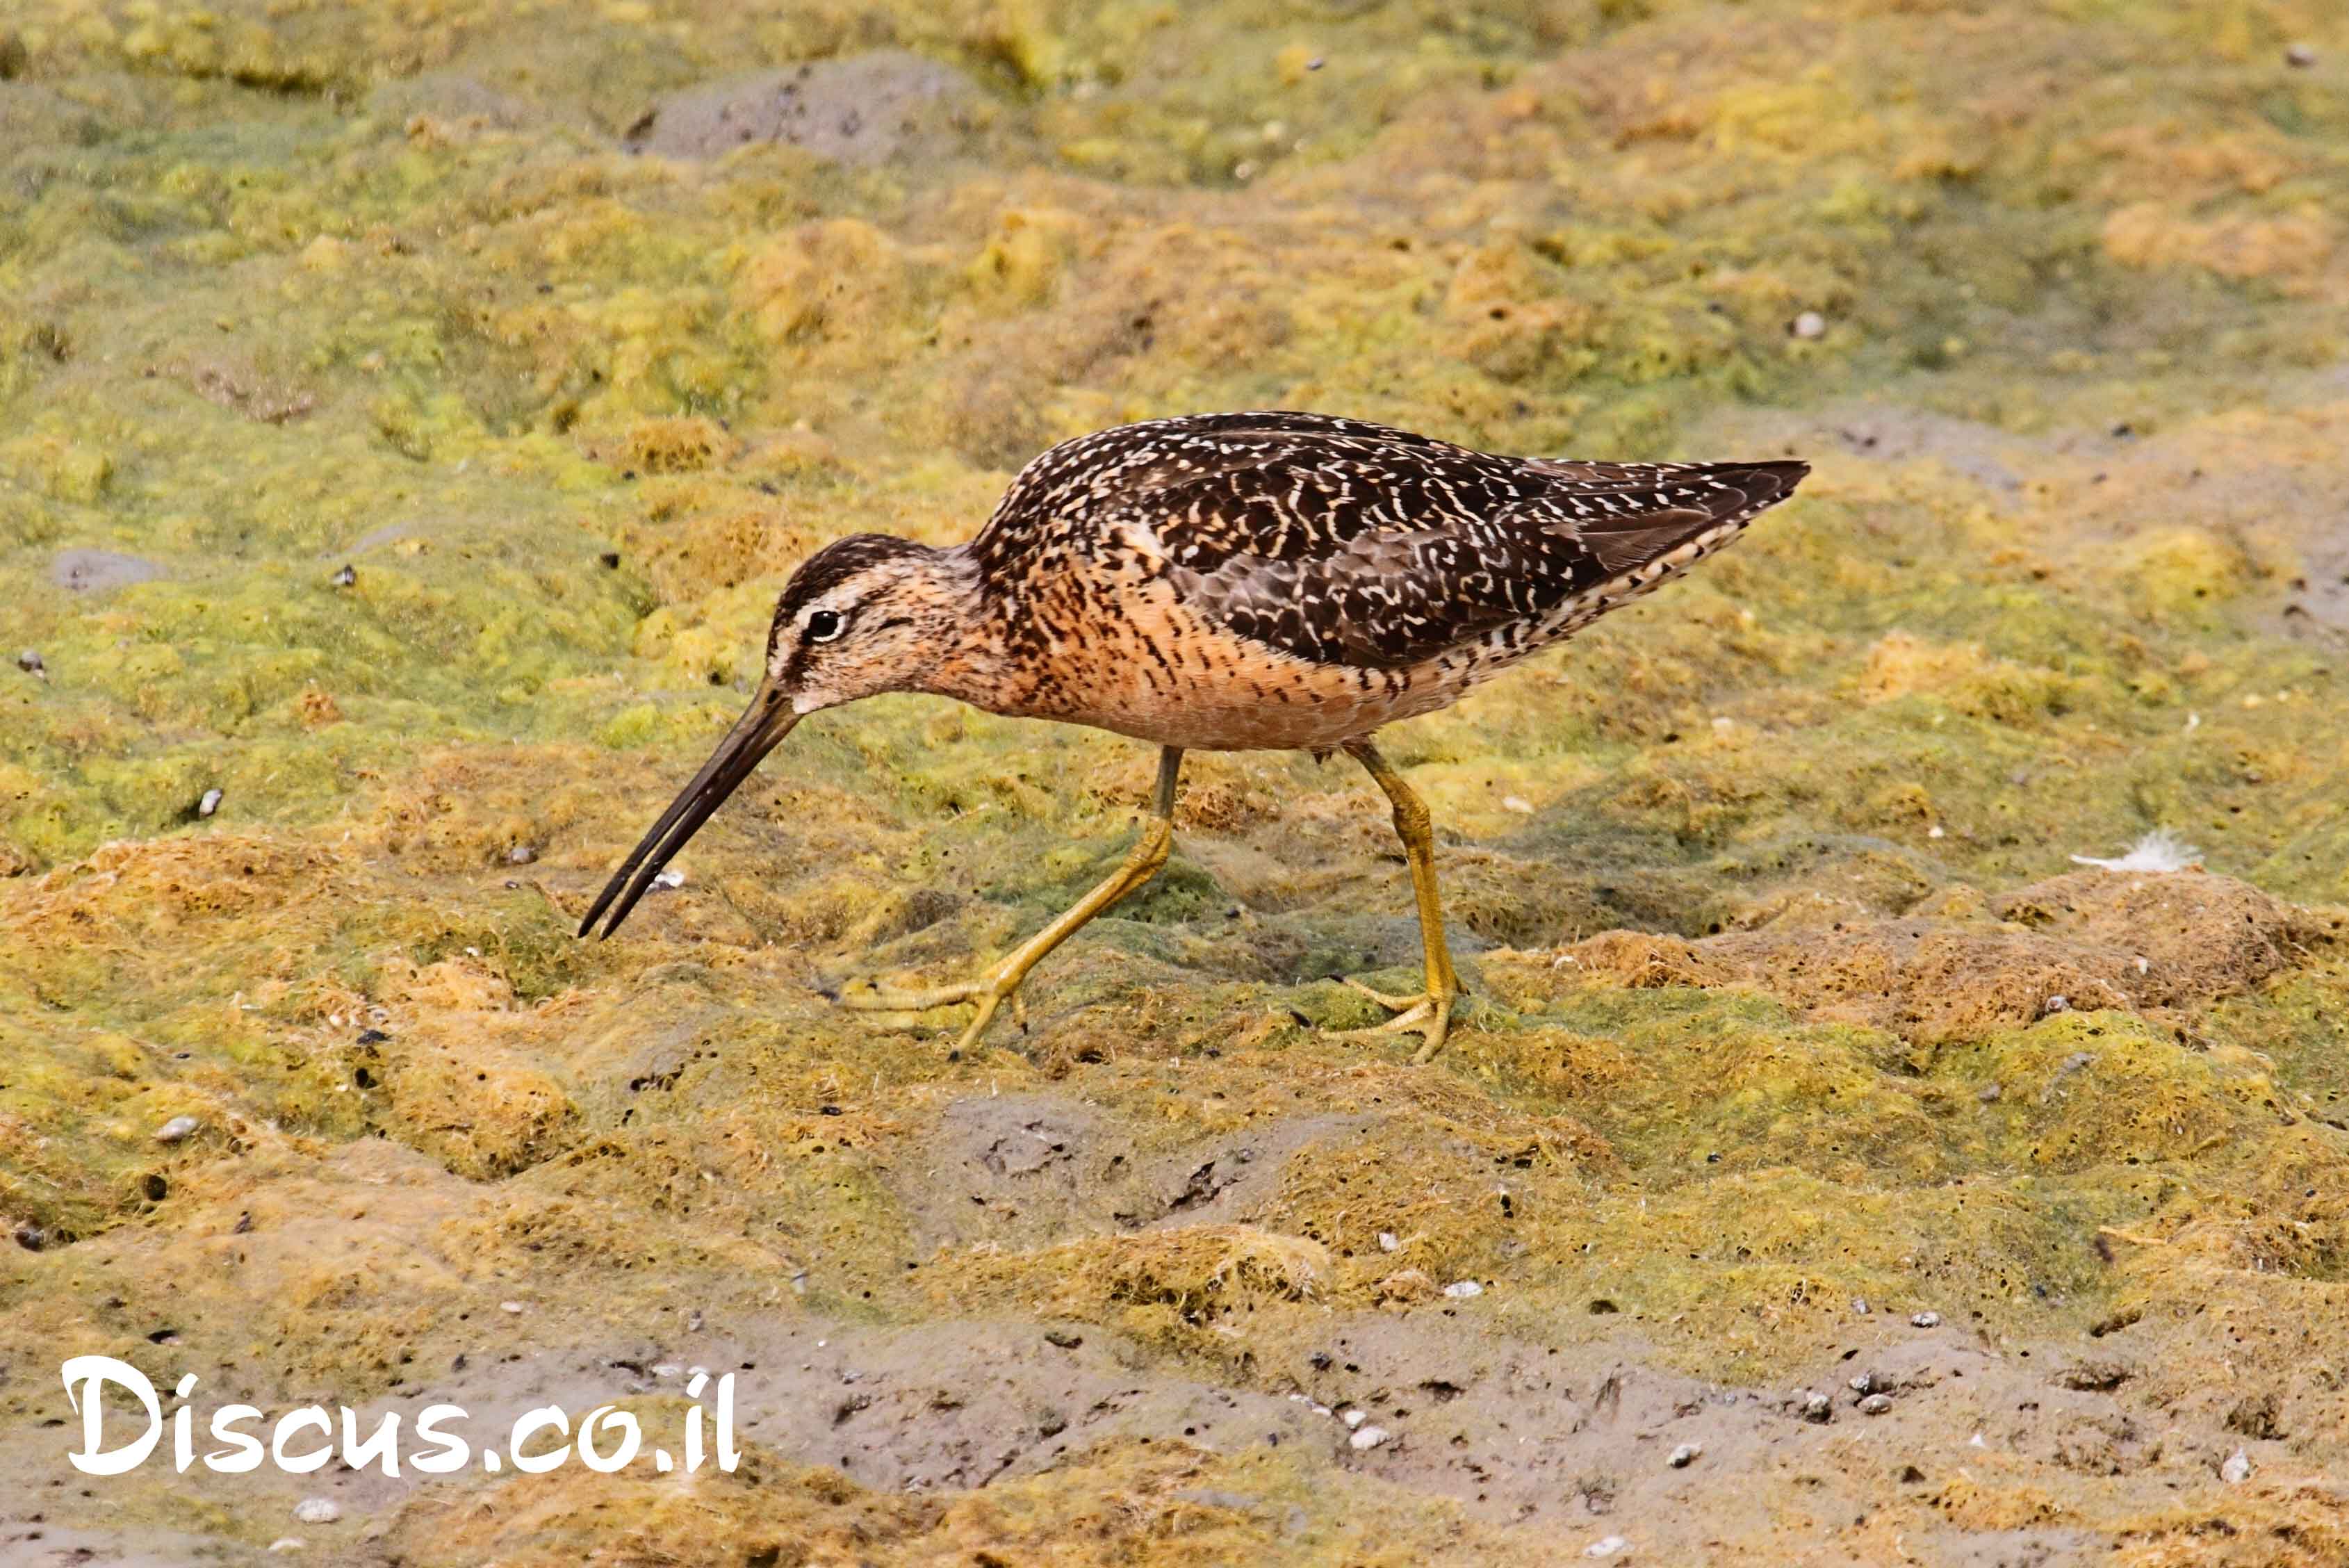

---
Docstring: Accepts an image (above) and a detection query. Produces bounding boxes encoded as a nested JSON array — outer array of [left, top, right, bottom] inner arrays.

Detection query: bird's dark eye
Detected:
[[805, 610, 844, 642]]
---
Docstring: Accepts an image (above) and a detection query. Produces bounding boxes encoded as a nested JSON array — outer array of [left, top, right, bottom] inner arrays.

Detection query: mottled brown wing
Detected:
[[1129, 429, 1804, 669]]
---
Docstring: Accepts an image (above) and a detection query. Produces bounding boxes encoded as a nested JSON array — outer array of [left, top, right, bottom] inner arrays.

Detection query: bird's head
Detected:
[[578, 532, 974, 938], [760, 532, 969, 714]]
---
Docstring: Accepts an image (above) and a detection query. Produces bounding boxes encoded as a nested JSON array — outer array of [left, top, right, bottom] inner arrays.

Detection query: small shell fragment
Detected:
[[197, 787, 224, 818], [154, 1116, 201, 1144]]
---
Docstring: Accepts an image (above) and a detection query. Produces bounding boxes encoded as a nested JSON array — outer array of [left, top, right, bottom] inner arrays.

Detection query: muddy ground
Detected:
[[6, 0, 2349, 1563]]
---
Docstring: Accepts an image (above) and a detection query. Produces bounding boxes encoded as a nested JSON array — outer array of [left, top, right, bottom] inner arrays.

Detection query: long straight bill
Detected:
[[577, 684, 799, 939]]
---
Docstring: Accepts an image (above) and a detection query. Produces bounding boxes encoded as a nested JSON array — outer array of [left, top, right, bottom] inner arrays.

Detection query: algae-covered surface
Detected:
[[6, 0, 2349, 1562]]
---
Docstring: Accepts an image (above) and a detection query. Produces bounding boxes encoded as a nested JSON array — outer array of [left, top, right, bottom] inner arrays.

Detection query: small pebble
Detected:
[[1910, 1310, 1942, 1328], [1585, 1537, 1628, 1559], [1801, 1391, 1833, 1422], [1792, 311, 1826, 339], [197, 787, 224, 818], [1667, 1442, 1701, 1469], [267, 1540, 305, 1554], [2285, 43, 2316, 68], [1341, 1408, 1366, 1428], [653, 868, 685, 890], [1348, 1424, 1391, 1451], [16, 650, 43, 678], [1501, 795, 1533, 814], [507, 844, 537, 865], [2043, 994, 2070, 1015], [652, 1362, 681, 1378], [292, 1498, 339, 1525], [1377, 1231, 1399, 1253], [14, 1222, 44, 1251], [332, 564, 357, 588], [154, 1115, 201, 1144], [1851, 1298, 1870, 1315], [500, 1300, 524, 1314], [2221, 1448, 2252, 1484], [1442, 1280, 1484, 1299], [1849, 1371, 1878, 1394], [1307, 56, 1325, 70], [1858, 1393, 1894, 1416]]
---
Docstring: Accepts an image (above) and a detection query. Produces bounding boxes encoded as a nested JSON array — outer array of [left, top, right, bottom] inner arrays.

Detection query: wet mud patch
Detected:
[[891, 1093, 1373, 1253], [623, 52, 996, 166], [47, 548, 165, 594]]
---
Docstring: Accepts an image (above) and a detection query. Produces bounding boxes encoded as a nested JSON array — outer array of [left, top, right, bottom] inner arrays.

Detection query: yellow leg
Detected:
[[839, 746, 1183, 1053], [1335, 738, 1461, 1063]]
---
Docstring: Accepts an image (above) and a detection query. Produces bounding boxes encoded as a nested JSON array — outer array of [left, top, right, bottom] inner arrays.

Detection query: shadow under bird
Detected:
[[580, 410, 1806, 1059]]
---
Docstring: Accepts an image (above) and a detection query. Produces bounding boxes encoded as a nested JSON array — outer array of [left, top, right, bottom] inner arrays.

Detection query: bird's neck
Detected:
[[896, 544, 1017, 709]]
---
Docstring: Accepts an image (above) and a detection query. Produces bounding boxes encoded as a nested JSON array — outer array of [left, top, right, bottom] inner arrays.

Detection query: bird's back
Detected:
[[960, 411, 1804, 751]]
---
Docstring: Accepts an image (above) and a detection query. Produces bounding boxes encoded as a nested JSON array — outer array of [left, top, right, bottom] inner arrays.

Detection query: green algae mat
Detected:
[[6, 1, 2349, 1562]]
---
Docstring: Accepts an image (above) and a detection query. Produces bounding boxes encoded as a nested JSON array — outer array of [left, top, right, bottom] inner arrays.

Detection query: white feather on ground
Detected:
[[2070, 830, 2203, 874]]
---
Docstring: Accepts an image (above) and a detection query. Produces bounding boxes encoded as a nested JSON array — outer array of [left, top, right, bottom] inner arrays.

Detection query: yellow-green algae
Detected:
[[6, 0, 2349, 1562]]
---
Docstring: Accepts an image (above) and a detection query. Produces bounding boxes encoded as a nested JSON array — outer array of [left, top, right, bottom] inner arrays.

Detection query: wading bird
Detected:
[[580, 411, 1805, 1059]]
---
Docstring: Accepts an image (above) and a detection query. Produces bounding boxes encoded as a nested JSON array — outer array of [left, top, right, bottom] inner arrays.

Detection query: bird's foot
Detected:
[[834, 970, 1028, 1054], [1332, 977, 1457, 1064]]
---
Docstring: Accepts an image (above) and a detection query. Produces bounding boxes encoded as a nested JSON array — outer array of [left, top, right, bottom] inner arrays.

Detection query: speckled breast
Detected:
[[976, 569, 1468, 752]]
